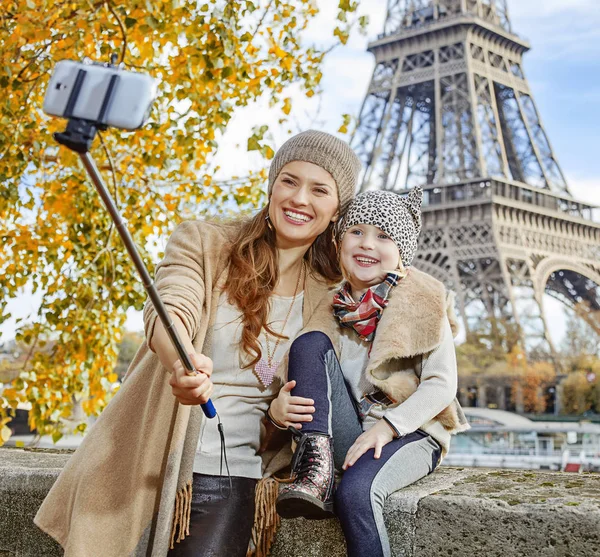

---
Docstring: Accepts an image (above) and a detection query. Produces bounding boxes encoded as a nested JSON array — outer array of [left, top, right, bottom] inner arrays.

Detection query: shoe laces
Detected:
[[292, 435, 327, 483]]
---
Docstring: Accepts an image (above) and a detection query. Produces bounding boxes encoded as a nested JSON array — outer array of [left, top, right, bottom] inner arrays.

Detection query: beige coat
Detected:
[[34, 219, 331, 557], [302, 267, 470, 443]]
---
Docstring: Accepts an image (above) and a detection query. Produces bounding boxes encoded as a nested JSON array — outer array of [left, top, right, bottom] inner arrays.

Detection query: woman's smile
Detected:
[[282, 207, 314, 225]]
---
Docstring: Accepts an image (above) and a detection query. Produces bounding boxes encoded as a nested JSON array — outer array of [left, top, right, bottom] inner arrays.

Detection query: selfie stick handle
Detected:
[[78, 154, 217, 420], [53, 64, 216, 419]]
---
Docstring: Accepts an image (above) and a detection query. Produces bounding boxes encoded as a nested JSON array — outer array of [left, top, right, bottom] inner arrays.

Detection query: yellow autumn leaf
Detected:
[[282, 97, 292, 115], [1, 426, 12, 445]]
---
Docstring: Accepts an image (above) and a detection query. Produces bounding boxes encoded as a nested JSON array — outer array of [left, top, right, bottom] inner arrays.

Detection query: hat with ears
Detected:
[[337, 187, 423, 267]]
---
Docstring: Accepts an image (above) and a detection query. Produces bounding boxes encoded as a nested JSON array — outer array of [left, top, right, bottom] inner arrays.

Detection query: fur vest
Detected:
[[302, 267, 469, 435]]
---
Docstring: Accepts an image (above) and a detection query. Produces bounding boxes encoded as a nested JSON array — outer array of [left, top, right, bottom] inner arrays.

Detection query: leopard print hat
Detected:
[[337, 188, 423, 267]]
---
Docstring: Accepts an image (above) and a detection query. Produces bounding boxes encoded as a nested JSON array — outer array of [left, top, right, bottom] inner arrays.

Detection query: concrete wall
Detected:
[[1, 447, 600, 556]]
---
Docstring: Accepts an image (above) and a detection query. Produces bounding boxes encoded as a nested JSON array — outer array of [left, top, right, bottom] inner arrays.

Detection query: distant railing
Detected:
[[449, 446, 600, 458], [376, 11, 516, 42], [417, 178, 600, 224]]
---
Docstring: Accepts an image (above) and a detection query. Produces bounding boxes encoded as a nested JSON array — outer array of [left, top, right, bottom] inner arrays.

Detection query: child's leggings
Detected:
[[288, 331, 442, 557]]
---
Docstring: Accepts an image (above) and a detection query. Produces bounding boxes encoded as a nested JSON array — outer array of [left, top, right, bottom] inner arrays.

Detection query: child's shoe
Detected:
[[276, 432, 335, 519]]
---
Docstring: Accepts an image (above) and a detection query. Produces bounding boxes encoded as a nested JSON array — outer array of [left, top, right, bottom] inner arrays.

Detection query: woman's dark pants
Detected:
[[167, 473, 256, 557]]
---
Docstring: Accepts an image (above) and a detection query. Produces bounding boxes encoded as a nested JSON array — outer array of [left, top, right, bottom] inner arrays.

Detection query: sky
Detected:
[[2, 0, 599, 348]]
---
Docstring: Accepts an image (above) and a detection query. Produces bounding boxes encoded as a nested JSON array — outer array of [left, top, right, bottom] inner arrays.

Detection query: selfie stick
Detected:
[[52, 59, 217, 419]]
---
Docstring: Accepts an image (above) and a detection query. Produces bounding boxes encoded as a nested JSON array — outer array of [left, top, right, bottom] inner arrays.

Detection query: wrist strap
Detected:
[[267, 406, 288, 430]]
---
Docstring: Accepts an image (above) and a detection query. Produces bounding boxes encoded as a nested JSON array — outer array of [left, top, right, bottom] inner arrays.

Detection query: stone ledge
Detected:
[[271, 467, 600, 557], [1, 448, 600, 556], [0, 448, 71, 557]]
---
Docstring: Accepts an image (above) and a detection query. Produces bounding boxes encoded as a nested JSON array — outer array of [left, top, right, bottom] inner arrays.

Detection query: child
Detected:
[[268, 188, 469, 557]]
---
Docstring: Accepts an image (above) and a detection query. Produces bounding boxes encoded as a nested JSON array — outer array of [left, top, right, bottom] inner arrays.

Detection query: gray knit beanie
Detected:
[[337, 188, 423, 267], [267, 130, 361, 213]]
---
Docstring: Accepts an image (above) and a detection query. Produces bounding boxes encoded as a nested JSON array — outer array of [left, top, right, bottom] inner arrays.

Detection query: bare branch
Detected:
[[21, 293, 48, 372], [249, 0, 274, 43], [104, 1, 128, 64]]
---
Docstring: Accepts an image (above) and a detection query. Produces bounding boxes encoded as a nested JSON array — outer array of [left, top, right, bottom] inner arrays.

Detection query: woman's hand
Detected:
[[269, 380, 315, 429], [169, 352, 214, 405], [343, 420, 396, 470]]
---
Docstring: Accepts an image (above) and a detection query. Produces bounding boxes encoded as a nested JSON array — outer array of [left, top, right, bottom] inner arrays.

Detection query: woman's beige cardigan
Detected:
[[34, 219, 330, 557]]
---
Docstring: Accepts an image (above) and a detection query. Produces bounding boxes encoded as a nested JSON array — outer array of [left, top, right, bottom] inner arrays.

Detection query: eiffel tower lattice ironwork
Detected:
[[352, 0, 600, 357]]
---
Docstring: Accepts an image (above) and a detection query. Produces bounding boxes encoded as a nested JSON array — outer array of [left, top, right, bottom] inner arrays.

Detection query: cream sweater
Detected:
[[194, 291, 304, 478]]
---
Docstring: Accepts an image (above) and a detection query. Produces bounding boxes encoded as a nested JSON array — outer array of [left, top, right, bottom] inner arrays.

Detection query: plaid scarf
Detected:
[[332, 272, 402, 342]]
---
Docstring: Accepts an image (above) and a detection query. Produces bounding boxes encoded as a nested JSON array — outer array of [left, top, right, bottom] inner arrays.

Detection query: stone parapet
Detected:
[[1, 447, 599, 556]]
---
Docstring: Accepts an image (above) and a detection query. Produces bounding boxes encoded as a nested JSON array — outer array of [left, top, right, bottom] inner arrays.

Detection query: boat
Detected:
[[444, 408, 600, 472]]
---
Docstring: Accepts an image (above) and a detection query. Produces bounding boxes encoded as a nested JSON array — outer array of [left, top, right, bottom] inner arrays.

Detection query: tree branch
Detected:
[[104, 1, 127, 64], [21, 293, 48, 372], [249, 0, 274, 43]]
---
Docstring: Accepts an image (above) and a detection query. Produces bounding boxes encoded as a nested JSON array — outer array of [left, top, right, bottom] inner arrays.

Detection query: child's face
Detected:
[[340, 224, 400, 293]]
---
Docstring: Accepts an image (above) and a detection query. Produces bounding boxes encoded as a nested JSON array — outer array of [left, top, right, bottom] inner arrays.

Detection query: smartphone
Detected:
[[43, 59, 160, 130]]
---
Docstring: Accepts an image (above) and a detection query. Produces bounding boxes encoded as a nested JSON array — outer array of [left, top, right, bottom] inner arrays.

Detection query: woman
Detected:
[[269, 189, 469, 557], [34, 130, 361, 557]]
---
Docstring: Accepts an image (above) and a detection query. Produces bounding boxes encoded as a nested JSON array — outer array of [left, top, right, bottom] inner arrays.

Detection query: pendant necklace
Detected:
[[254, 261, 305, 387]]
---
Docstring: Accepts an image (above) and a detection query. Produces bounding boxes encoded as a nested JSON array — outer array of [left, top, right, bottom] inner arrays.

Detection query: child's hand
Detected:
[[343, 420, 396, 470], [269, 380, 315, 429]]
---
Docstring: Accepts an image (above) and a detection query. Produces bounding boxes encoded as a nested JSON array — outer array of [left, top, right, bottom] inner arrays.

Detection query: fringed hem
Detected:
[[170, 480, 193, 550], [246, 477, 282, 557]]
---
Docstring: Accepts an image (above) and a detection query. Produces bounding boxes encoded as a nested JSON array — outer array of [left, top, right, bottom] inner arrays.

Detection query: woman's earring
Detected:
[[333, 236, 342, 263], [265, 213, 274, 231]]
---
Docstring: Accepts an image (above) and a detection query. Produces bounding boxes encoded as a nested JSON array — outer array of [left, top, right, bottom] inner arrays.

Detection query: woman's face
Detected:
[[269, 161, 339, 249], [340, 224, 400, 295]]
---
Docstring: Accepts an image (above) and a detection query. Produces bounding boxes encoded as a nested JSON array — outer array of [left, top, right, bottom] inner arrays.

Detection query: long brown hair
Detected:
[[224, 206, 341, 367]]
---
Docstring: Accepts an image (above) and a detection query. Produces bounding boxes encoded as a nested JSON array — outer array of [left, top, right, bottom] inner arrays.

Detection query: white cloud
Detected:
[[508, 0, 600, 61], [565, 175, 599, 206], [0, 286, 43, 344], [508, 0, 598, 19]]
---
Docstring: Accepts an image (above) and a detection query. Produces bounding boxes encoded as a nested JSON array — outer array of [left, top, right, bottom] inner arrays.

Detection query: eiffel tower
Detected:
[[352, 0, 600, 358]]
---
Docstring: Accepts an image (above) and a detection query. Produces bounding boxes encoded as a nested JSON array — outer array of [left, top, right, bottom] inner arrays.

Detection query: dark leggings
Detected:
[[288, 332, 441, 557], [167, 473, 256, 557]]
